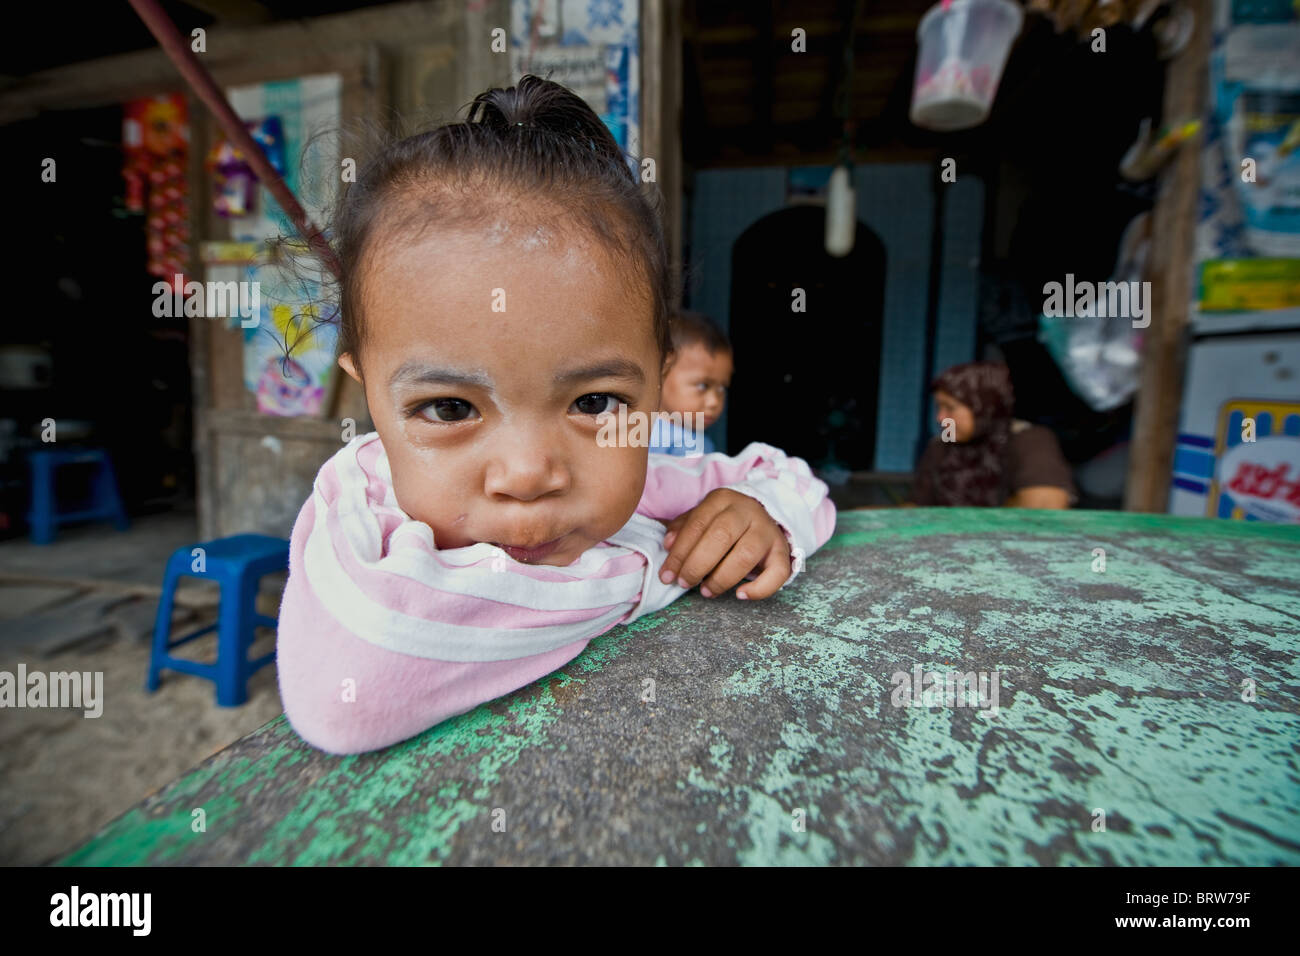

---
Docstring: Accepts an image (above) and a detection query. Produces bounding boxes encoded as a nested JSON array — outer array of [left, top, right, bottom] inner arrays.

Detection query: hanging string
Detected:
[[834, 0, 868, 168]]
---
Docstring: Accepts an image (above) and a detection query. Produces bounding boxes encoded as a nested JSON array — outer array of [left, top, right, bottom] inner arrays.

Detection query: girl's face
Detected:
[[340, 221, 665, 567], [934, 389, 976, 442]]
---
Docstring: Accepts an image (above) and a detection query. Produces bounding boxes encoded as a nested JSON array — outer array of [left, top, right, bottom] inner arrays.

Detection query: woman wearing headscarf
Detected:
[[911, 361, 1077, 508]]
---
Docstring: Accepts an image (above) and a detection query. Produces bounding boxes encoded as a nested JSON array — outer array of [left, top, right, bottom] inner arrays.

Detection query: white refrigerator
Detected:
[[1168, 325, 1300, 522]]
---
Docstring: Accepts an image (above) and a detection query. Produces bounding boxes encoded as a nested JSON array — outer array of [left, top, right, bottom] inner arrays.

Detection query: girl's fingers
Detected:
[[734, 544, 793, 600], [671, 511, 747, 588], [699, 531, 772, 597], [659, 500, 726, 583], [662, 513, 688, 551]]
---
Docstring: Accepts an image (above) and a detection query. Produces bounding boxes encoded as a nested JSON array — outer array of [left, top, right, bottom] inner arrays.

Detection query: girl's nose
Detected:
[[483, 434, 570, 501]]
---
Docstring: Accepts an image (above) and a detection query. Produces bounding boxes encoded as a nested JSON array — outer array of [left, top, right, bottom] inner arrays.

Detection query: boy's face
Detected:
[[660, 343, 732, 430], [339, 222, 664, 568]]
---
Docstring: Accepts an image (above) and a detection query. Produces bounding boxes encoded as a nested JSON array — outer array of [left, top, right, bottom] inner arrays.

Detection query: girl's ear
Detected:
[[338, 352, 362, 384]]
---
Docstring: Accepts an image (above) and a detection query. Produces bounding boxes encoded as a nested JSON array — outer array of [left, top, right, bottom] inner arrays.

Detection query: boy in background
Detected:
[[650, 311, 733, 457]]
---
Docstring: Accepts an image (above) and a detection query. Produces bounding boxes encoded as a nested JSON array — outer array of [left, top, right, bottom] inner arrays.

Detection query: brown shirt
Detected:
[[912, 420, 1078, 506], [1004, 421, 1078, 504]]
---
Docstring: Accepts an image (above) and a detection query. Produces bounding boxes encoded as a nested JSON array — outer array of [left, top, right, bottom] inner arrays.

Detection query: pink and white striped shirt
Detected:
[[277, 432, 837, 754]]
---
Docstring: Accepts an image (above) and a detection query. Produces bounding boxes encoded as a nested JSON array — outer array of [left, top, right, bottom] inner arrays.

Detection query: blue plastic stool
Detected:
[[147, 534, 289, 706], [27, 447, 129, 544]]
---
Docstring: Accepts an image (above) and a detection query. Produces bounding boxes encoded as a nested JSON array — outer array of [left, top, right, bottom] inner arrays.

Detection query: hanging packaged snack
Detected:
[[122, 93, 190, 280], [1219, 15, 1300, 256], [206, 116, 286, 219]]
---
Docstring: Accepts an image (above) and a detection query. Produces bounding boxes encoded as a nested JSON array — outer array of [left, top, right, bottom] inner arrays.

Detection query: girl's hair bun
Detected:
[[324, 73, 671, 369], [468, 74, 630, 181]]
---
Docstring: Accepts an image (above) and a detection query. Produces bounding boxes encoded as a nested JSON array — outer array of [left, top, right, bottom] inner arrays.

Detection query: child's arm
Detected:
[[276, 500, 638, 755], [278, 438, 833, 755], [637, 441, 838, 592], [277, 439, 686, 756]]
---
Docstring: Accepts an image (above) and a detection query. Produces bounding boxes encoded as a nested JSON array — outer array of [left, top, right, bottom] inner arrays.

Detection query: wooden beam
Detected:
[[1123, 0, 1213, 512], [698, 144, 942, 169], [183, 0, 272, 26], [0, 0, 456, 122], [816, 0, 858, 129], [755, 0, 776, 155]]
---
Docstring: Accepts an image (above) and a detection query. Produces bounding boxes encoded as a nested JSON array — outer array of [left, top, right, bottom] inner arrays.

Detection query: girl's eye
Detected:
[[418, 398, 478, 423], [572, 393, 620, 416]]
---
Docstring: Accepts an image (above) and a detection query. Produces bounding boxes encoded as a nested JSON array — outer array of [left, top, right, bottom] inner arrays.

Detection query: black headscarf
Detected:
[[916, 361, 1016, 507]]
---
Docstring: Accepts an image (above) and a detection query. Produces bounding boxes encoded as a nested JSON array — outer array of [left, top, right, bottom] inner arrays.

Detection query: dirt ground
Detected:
[[0, 514, 287, 865]]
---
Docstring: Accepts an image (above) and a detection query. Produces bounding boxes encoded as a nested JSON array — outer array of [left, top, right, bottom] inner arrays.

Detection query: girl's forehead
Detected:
[[373, 220, 633, 296], [363, 235, 657, 364]]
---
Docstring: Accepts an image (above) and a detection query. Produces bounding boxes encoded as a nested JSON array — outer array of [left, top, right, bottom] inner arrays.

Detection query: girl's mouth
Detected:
[[492, 534, 567, 563]]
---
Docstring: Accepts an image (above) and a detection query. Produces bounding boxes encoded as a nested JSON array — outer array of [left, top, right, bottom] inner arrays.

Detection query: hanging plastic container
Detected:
[[910, 0, 1024, 132]]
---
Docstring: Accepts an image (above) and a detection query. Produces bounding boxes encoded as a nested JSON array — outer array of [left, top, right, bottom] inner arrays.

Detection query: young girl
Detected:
[[277, 77, 836, 755]]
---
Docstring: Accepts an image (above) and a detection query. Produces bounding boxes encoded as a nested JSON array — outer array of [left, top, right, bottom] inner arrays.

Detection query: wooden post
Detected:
[[185, 89, 218, 540], [1123, 0, 1213, 512], [642, 0, 684, 301]]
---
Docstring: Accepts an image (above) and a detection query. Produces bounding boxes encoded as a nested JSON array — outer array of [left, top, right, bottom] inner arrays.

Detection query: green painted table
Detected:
[[61, 509, 1300, 865]]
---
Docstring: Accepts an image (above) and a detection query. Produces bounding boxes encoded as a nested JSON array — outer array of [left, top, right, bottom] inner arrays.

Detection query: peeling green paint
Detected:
[[61, 509, 1300, 865]]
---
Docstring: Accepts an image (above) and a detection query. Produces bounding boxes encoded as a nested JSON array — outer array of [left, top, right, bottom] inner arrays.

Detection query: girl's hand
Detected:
[[657, 489, 793, 600]]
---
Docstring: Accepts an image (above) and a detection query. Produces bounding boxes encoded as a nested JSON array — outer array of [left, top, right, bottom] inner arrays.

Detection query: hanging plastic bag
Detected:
[[1037, 213, 1149, 411]]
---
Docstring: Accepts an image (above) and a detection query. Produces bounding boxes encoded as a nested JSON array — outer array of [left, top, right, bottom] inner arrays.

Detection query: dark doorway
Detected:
[[0, 104, 195, 536], [726, 204, 885, 470]]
